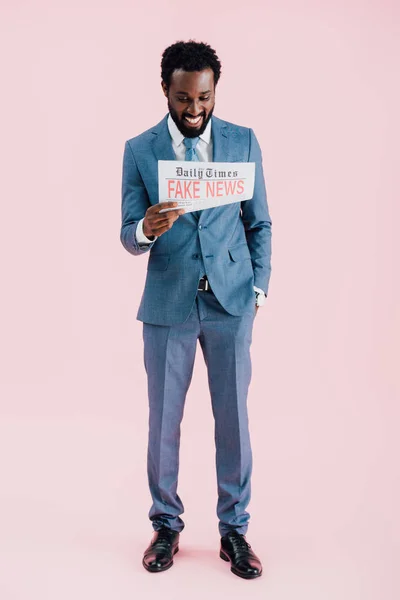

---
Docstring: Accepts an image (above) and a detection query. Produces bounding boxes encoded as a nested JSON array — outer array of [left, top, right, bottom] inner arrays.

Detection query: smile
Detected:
[[184, 115, 203, 126]]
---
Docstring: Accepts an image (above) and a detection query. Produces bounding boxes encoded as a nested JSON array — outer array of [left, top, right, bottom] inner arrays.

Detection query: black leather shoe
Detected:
[[142, 526, 180, 573], [220, 530, 262, 579]]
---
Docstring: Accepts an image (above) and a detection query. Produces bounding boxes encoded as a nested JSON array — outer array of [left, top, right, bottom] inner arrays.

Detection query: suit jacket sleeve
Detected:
[[120, 140, 156, 256], [241, 128, 272, 295]]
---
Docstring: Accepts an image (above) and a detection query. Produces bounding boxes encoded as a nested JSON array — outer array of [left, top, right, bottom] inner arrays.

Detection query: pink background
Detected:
[[1, 1, 399, 598]]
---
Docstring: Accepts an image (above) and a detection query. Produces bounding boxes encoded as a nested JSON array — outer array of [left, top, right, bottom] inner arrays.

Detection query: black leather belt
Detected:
[[198, 276, 212, 292]]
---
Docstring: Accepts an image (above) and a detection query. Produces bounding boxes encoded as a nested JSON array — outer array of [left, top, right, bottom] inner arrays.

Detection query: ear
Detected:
[[161, 81, 168, 97]]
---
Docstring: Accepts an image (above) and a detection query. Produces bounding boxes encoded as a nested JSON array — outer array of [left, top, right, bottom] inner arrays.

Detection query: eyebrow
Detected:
[[175, 90, 212, 95]]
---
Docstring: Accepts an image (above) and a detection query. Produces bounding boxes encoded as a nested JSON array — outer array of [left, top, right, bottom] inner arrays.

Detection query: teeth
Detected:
[[185, 116, 202, 124]]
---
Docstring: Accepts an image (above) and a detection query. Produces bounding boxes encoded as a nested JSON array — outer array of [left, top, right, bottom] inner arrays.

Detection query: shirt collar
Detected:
[[167, 113, 212, 146]]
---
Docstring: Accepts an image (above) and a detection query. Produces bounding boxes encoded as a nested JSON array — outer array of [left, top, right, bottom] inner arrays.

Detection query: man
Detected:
[[120, 40, 272, 579]]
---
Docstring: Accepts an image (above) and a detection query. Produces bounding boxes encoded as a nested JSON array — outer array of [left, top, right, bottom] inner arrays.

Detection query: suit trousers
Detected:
[[142, 286, 256, 537]]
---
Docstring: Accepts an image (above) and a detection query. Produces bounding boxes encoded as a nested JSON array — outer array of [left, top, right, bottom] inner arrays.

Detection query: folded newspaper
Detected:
[[158, 160, 255, 213]]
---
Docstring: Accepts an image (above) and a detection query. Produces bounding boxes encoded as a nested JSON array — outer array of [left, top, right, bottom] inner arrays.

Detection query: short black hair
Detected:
[[161, 40, 222, 89]]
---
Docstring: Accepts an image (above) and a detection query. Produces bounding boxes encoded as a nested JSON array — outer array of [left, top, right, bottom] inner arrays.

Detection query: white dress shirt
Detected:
[[135, 113, 265, 297]]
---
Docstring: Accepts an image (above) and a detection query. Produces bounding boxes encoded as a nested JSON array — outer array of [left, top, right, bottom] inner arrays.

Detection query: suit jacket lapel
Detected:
[[151, 113, 176, 162], [211, 115, 229, 162]]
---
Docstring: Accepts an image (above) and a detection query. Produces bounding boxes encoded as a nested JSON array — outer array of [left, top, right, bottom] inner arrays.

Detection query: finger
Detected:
[[151, 221, 175, 234], [151, 216, 181, 234], [146, 202, 178, 216], [153, 201, 181, 213], [149, 209, 184, 224], [151, 224, 173, 236]]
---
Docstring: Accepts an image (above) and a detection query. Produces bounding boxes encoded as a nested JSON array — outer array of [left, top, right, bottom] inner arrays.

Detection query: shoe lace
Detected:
[[152, 527, 174, 548], [228, 531, 251, 554]]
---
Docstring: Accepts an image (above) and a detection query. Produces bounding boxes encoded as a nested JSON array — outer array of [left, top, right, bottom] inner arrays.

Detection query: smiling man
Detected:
[[166, 68, 214, 137], [120, 40, 272, 579]]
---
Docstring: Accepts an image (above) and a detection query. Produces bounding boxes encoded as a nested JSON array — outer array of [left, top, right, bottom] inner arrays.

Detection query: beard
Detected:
[[168, 98, 214, 138]]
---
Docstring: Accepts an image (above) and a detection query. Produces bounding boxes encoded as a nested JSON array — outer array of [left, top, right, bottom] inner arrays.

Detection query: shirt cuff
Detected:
[[253, 285, 266, 296], [136, 218, 158, 245]]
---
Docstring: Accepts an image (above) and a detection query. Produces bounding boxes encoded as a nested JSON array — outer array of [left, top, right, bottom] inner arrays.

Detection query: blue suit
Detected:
[[121, 113, 272, 325], [120, 113, 272, 536]]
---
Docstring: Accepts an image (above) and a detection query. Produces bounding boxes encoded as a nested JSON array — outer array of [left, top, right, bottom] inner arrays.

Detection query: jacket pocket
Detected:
[[228, 242, 251, 262], [147, 254, 170, 271]]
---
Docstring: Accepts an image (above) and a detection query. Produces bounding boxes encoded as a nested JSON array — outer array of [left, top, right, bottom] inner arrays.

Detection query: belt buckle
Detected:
[[198, 277, 209, 291]]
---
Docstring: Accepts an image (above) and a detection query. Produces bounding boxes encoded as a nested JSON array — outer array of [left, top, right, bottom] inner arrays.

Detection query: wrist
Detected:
[[143, 218, 155, 240]]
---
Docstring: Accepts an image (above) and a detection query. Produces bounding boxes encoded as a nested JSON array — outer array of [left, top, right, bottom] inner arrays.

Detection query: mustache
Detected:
[[182, 113, 205, 119]]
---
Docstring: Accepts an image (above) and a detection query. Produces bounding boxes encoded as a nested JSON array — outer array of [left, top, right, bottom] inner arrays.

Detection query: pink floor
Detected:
[[0, 401, 398, 600]]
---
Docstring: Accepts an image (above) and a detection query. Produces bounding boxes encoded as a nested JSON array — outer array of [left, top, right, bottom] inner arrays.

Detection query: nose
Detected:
[[187, 99, 203, 116]]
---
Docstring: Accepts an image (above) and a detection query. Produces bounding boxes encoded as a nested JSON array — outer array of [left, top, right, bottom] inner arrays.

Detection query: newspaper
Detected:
[[158, 160, 255, 213]]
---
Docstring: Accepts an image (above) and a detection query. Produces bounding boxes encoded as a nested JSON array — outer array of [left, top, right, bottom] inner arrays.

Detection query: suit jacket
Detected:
[[120, 113, 272, 326]]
